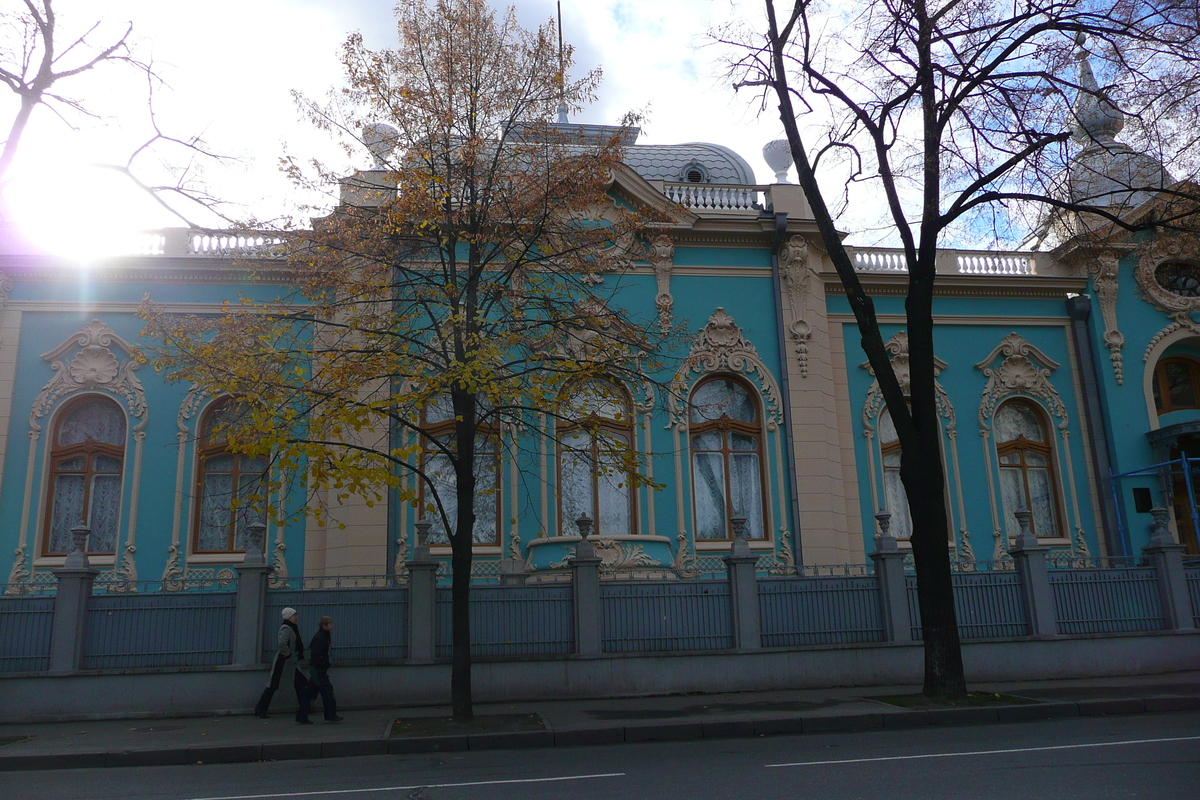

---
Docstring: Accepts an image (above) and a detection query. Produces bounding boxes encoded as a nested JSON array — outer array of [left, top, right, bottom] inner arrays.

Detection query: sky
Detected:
[[1, 0, 796, 259]]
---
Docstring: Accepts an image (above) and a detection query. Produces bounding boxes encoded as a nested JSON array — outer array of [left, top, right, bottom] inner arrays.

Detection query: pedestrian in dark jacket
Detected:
[[300, 615, 342, 723], [254, 607, 308, 720]]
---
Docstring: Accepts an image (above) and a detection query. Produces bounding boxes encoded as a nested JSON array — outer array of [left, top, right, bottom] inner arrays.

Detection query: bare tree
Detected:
[[0, 1, 236, 229], [728, 0, 1200, 698], [0, 0, 134, 183]]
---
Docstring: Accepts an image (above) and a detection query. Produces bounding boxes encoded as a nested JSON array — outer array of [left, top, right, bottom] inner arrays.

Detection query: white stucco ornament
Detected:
[[762, 139, 793, 183], [69, 345, 120, 385]]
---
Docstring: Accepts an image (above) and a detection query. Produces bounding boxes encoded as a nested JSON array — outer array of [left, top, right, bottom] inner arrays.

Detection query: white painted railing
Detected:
[[188, 232, 286, 258], [956, 252, 1036, 275], [124, 228, 286, 258], [663, 182, 764, 211], [852, 248, 1039, 275], [854, 249, 909, 272]]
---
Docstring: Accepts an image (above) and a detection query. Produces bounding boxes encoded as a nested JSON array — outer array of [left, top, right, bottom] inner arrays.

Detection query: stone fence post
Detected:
[[50, 525, 98, 672], [1144, 508, 1196, 631], [233, 523, 273, 666], [724, 517, 761, 650], [1009, 509, 1058, 637], [571, 514, 602, 656], [869, 513, 911, 643], [407, 519, 438, 662]]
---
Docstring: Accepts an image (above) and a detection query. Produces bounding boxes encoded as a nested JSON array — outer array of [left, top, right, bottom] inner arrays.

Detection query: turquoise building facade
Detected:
[[0, 115, 1196, 594]]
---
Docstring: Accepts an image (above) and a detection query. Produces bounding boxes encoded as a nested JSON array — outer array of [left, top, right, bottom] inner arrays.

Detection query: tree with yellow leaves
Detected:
[[142, 0, 672, 721]]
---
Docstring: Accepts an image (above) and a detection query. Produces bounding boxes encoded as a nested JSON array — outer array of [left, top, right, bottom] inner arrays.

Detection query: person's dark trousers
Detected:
[[305, 667, 337, 720], [254, 654, 289, 716], [291, 667, 310, 722]]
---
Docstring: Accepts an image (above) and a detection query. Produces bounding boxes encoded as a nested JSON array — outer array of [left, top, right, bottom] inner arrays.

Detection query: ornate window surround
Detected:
[[859, 332, 971, 558], [993, 398, 1067, 539], [1135, 236, 1200, 315], [688, 374, 768, 541], [667, 308, 793, 566], [41, 394, 127, 557], [416, 398, 503, 552], [554, 377, 638, 538], [7, 320, 147, 589], [1137, 236, 1200, 424], [975, 332, 1090, 560], [162, 386, 288, 589], [1151, 355, 1200, 414], [1142, 329, 1200, 431]]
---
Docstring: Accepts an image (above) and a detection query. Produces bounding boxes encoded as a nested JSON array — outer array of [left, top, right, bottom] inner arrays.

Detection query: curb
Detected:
[[1, 694, 1196, 772]]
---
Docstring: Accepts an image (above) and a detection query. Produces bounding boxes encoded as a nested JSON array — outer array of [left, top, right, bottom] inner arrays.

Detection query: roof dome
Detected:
[[623, 142, 756, 185], [1066, 36, 1174, 209]]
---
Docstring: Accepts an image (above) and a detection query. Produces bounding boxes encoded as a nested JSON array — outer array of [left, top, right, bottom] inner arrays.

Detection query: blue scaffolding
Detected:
[[1110, 455, 1200, 555]]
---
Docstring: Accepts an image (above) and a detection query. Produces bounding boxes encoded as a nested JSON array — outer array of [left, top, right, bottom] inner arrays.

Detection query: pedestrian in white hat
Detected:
[[253, 607, 308, 720]]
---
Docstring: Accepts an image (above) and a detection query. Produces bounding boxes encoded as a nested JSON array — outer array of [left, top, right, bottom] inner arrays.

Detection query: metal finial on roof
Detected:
[[1071, 32, 1123, 144]]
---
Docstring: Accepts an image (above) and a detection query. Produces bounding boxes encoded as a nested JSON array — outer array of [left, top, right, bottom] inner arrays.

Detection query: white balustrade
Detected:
[[852, 248, 1038, 275], [129, 232, 167, 256], [189, 232, 286, 258], [663, 182, 763, 211], [853, 249, 908, 272], [955, 252, 1036, 275]]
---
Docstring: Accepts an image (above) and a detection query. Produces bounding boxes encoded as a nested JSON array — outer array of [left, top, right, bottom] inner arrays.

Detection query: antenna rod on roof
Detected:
[[556, 1, 568, 124]]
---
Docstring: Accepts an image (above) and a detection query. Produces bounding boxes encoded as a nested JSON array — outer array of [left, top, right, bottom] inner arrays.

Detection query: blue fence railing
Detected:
[[81, 591, 237, 669], [264, 587, 409, 662], [2, 560, 1189, 672], [906, 570, 1030, 640], [1049, 568, 1164, 634], [759, 577, 883, 646], [601, 581, 733, 653], [0, 595, 54, 672], [434, 585, 573, 657]]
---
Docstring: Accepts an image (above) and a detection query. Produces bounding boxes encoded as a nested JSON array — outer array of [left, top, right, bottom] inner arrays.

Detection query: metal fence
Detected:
[[1049, 568, 1165, 635], [5, 560, 1190, 673], [906, 570, 1030, 640], [601, 581, 734, 653], [1184, 567, 1200, 628], [0, 594, 54, 672], [434, 585, 573, 657], [759, 577, 883, 646], [264, 586, 409, 662], [81, 590, 237, 669]]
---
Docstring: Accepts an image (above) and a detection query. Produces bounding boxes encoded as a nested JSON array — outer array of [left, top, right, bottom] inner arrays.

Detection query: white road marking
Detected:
[[182, 772, 627, 800], [765, 734, 1200, 768]]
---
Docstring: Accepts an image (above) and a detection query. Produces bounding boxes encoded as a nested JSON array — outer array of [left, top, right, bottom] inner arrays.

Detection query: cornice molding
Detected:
[[824, 274, 1087, 299], [828, 313, 1070, 326], [0, 256, 295, 285]]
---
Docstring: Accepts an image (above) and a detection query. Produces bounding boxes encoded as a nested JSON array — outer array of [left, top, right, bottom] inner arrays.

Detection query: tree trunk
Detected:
[[449, 386, 478, 722], [449, 535, 473, 721], [901, 242, 968, 700], [903, 433, 967, 699], [763, 5, 968, 696]]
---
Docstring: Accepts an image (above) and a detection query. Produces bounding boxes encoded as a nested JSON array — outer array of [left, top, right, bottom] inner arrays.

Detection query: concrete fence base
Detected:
[[3, 629, 1196, 723]]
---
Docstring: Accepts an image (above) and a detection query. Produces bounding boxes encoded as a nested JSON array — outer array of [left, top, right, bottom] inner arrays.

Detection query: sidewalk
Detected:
[[1, 671, 1197, 772]]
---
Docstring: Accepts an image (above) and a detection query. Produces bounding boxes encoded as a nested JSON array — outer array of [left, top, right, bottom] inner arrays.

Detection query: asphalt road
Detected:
[[6, 712, 1199, 800]]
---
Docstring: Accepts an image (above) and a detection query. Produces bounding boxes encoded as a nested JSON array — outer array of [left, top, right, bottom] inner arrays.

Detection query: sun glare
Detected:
[[5, 153, 176, 261]]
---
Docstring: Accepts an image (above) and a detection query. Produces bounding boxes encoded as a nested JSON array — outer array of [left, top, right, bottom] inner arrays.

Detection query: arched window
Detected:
[[1152, 357, 1200, 413], [878, 409, 912, 539], [689, 377, 766, 540], [419, 394, 499, 546], [995, 400, 1060, 539], [558, 378, 634, 536], [194, 399, 268, 554], [43, 396, 126, 556]]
